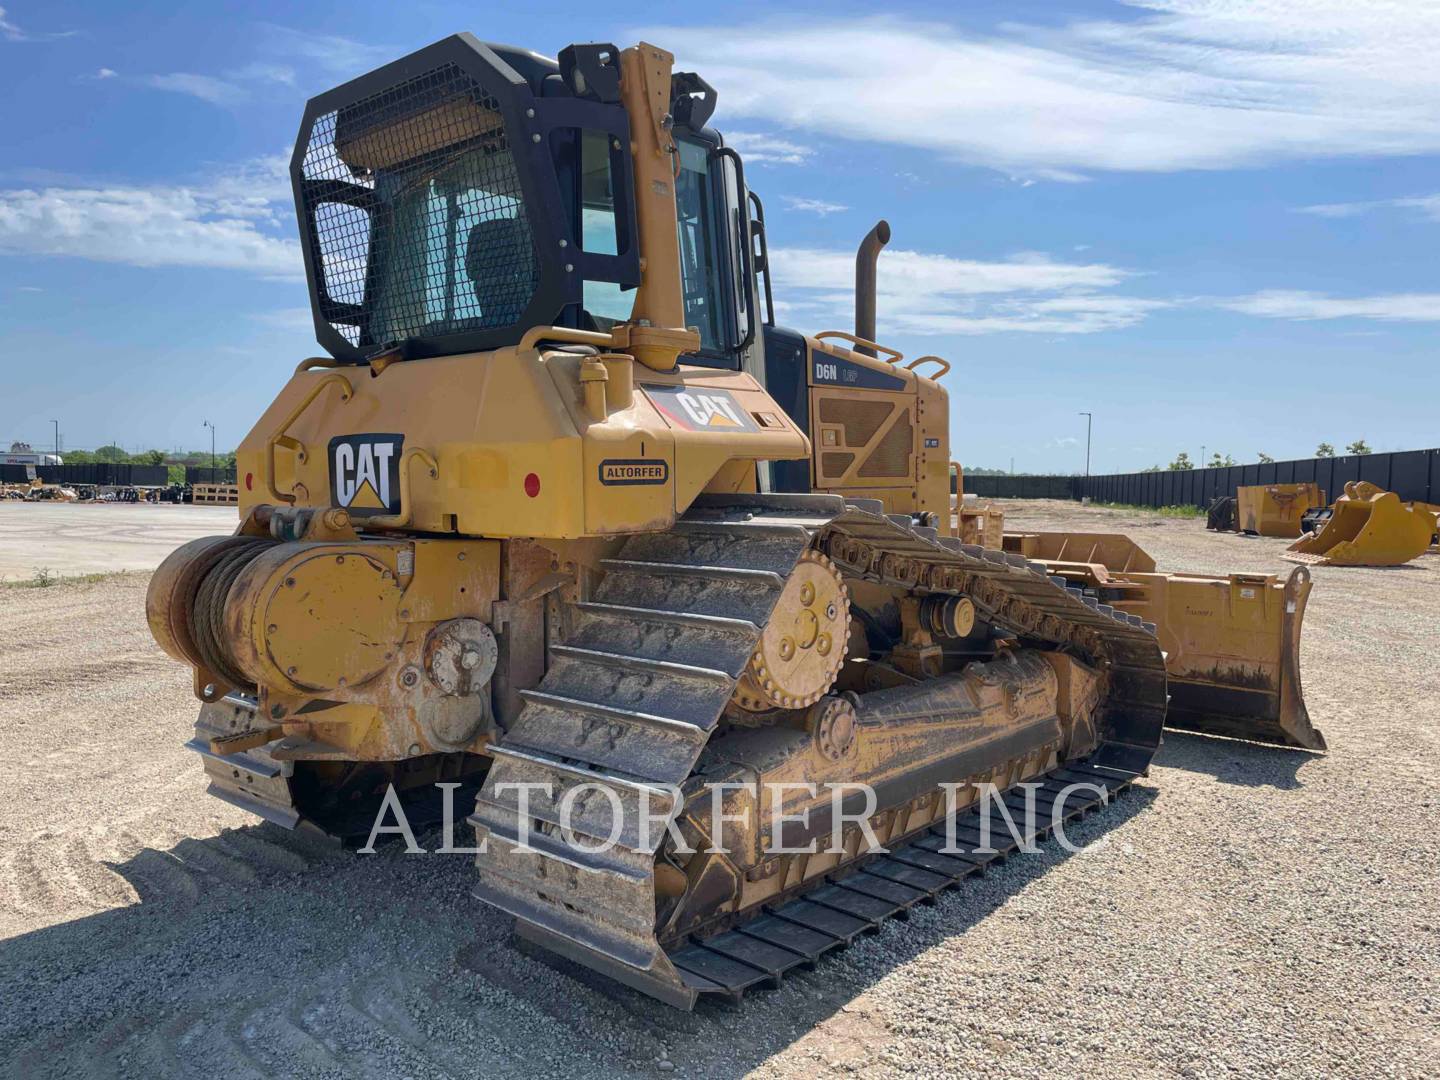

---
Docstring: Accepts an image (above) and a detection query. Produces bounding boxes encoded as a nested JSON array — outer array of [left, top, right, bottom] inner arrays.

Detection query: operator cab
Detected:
[[293, 36, 756, 371]]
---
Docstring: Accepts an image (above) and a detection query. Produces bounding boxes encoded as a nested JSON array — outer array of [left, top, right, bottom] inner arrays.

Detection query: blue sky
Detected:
[[1, 0, 1436, 473]]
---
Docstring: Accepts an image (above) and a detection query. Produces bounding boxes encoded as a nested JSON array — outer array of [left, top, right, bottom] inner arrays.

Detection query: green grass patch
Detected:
[[1090, 501, 1205, 518], [1, 568, 128, 589]]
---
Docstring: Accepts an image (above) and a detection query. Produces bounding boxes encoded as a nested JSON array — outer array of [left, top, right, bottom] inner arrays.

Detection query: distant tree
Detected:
[[1257, 452, 1274, 464], [1140, 464, 1162, 473], [1316, 443, 1335, 458], [94, 444, 127, 463], [167, 464, 186, 486], [138, 449, 166, 466], [61, 449, 94, 464], [1208, 452, 1236, 468], [1168, 452, 1194, 471], [1345, 439, 1372, 456]]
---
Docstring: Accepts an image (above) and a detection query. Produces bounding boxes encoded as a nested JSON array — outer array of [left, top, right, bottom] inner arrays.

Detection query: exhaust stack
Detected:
[[854, 220, 890, 357]]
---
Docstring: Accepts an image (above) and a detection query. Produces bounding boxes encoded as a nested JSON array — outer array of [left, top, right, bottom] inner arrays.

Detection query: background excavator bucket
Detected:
[[1283, 481, 1437, 567], [1236, 482, 1325, 538], [1005, 532, 1324, 751]]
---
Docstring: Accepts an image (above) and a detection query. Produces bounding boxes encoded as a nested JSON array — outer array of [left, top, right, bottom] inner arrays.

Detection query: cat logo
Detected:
[[328, 433, 404, 515], [642, 385, 759, 433]]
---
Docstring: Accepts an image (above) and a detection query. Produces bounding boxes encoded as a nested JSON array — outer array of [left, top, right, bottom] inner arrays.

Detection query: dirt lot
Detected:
[[0, 502, 237, 580], [1, 500, 1436, 1078]]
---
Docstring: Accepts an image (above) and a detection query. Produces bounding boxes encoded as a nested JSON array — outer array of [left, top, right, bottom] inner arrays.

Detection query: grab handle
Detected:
[[264, 373, 353, 504]]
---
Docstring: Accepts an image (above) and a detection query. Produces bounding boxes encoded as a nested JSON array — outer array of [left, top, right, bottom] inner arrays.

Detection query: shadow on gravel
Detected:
[[1155, 729, 1317, 789], [461, 786, 1161, 1063], [1, 791, 1158, 1079]]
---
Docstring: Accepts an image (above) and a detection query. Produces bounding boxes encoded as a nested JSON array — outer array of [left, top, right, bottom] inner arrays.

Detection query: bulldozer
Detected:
[[145, 37, 1316, 1007]]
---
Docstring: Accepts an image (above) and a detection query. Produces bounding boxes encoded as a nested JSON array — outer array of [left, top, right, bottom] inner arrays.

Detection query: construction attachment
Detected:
[[1005, 532, 1323, 751], [1236, 483, 1325, 538], [1283, 482, 1438, 567]]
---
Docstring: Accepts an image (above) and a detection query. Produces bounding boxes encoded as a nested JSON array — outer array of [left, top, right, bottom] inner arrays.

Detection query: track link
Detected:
[[469, 494, 1168, 1007]]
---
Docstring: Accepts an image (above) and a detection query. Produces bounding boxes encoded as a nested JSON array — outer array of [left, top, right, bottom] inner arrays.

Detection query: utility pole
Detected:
[[51, 419, 58, 461], [1078, 412, 1092, 477], [1201, 445, 1206, 469], [203, 419, 216, 479], [1010, 456, 1014, 476]]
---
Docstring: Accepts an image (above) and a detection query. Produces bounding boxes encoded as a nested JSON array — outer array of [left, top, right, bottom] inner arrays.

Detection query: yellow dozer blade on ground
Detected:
[[1282, 481, 1437, 567], [1005, 532, 1323, 751]]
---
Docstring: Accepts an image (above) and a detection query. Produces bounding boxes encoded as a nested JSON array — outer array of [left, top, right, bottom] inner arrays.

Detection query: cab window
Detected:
[[675, 137, 729, 355], [579, 129, 633, 328]]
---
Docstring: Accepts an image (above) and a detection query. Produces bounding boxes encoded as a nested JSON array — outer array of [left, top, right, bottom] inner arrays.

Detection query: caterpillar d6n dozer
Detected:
[[146, 36, 1313, 1007]]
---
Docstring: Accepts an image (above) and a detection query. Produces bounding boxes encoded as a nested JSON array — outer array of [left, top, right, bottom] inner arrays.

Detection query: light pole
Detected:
[[203, 420, 216, 480], [1078, 412, 1092, 478], [51, 419, 58, 461], [1201, 445, 1206, 470]]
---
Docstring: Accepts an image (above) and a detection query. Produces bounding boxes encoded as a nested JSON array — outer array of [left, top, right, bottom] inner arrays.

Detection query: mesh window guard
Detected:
[[298, 61, 541, 353]]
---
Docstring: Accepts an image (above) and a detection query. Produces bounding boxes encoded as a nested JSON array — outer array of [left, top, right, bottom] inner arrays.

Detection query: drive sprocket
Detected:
[[733, 549, 849, 712]]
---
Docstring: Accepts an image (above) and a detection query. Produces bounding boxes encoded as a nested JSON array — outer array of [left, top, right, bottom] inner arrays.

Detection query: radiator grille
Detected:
[[820, 452, 856, 479], [817, 398, 893, 448], [858, 409, 913, 478], [298, 62, 540, 351]]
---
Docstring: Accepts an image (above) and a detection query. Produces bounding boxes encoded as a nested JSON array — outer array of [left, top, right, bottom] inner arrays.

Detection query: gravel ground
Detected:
[[0, 499, 1436, 1078], [0, 503, 237, 580]]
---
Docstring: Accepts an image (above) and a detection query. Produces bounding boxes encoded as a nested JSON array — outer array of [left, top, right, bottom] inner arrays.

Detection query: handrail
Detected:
[[294, 356, 341, 373], [518, 325, 618, 353], [364, 448, 438, 530], [264, 373, 352, 504], [814, 331, 903, 363], [906, 355, 951, 379], [710, 146, 756, 355]]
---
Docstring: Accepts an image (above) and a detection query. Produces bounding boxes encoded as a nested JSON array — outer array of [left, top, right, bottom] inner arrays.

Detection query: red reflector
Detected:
[[524, 472, 541, 498], [245, 472, 253, 491]]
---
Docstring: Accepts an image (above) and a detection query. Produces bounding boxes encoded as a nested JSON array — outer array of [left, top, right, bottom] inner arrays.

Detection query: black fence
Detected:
[[0, 463, 170, 487], [186, 466, 237, 485], [961, 474, 1078, 500], [960, 447, 1440, 509]]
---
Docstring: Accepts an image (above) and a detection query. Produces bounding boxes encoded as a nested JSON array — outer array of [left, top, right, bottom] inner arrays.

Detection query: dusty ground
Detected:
[[0, 499, 1436, 1078], [0, 502, 237, 580]]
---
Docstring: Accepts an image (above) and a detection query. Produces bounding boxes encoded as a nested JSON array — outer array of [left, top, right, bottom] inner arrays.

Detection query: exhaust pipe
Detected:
[[854, 219, 890, 357]]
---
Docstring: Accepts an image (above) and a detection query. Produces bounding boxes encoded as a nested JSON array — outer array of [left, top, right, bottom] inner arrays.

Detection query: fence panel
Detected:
[[968, 447, 1438, 508]]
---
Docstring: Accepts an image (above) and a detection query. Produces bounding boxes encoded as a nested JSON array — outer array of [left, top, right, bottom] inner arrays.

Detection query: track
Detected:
[[469, 493, 1167, 1005]]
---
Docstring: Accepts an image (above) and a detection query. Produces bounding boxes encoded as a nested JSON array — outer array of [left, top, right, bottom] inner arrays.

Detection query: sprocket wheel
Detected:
[[733, 549, 849, 712]]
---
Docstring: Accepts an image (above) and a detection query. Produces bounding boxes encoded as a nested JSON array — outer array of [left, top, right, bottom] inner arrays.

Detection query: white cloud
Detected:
[[1217, 290, 1440, 322], [769, 246, 1165, 335], [0, 165, 302, 278], [145, 72, 247, 106], [257, 24, 392, 77], [252, 307, 315, 332], [1296, 194, 1440, 222], [647, 3, 1440, 176], [723, 131, 810, 166], [782, 196, 847, 216], [95, 67, 116, 79], [0, 5, 74, 42]]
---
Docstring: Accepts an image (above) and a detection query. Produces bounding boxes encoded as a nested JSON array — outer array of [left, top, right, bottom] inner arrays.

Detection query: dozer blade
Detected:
[[1283, 481, 1437, 567], [1004, 532, 1324, 751]]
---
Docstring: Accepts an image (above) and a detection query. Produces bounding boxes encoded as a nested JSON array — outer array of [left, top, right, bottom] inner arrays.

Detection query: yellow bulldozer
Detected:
[[146, 37, 1320, 1007]]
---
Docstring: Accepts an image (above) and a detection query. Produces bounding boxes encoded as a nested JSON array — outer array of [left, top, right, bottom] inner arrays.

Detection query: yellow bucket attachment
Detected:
[[1282, 481, 1437, 567], [1006, 532, 1323, 751], [1236, 482, 1325, 538]]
